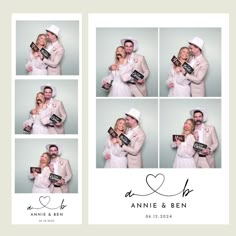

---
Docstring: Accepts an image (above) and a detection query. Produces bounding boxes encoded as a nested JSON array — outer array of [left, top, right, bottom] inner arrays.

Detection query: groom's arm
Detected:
[[43, 47, 64, 68], [185, 60, 208, 84], [140, 55, 150, 81], [122, 134, 145, 155]]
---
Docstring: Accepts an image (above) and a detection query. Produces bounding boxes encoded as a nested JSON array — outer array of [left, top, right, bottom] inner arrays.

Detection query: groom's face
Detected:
[[49, 146, 58, 158], [44, 88, 53, 100], [124, 42, 134, 55], [126, 115, 135, 127], [193, 111, 204, 125], [189, 44, 199, 57], [47, 31, 54, 42]]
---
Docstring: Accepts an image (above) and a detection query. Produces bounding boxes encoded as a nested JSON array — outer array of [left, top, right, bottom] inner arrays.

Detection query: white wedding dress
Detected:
[[103, 137, 128, 168], [25, 52, 47, 75], [24, 108, 51, 134], [102, 63, 132, 97], [167, 65, 191, 97], [172, 134, 196, 168], [29, 166, 51, 193]]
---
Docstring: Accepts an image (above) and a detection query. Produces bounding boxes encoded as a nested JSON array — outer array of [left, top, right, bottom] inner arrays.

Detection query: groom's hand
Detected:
[[55, 122, 62, 127], [136, 79, 145, 84]]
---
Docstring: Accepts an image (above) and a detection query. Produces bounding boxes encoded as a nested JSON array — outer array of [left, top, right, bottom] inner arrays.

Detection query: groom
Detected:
[[40, 84, 67, 134], [119, 108, 146, 168], [121, 37, 150, 97], [182, 36, 209, 96], [42, 25, 65, 75]]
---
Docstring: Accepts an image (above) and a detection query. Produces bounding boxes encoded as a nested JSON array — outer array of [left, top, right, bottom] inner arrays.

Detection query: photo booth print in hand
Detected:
[[108, 127, 118, 138], [171, 55, 182, 67], [172, 134, 185, 142], [193, 141, 207, 152], [30, 42, 51, 59], [49, 173, 62, 183], [30, 167, 41, 174], [102, 80, 113, 90]]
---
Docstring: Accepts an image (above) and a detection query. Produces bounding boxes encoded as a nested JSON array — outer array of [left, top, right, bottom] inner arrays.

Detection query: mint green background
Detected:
[[96, 28, 158, 97], [15, 138, 78, 193], [159, 99, 221, 168], [159, 28, 221, 97], [0, 0, 235, 235], [16, 21, 80, 75], [15, 80, 78, 134], [96, 99, 158, 168]]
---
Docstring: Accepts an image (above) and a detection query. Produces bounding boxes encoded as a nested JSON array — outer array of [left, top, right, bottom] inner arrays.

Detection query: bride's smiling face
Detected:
[[116, 119, 126, 132], [179, 48, 189, 61]]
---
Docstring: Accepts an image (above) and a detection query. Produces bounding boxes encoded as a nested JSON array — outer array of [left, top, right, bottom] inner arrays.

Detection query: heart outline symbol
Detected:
[[39, 196, 51, 207], [146, 173, 165, 193]]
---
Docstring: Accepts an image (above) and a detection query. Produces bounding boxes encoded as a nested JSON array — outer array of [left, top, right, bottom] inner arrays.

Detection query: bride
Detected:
[[29, 152, 51, 193], [167, 47, 191, 97], [172, 118, 196, 168], [25, 33, 48, 75], [23, 92, 51, 134], [102, 46, 132, 97], [103, 118, 128, 168]]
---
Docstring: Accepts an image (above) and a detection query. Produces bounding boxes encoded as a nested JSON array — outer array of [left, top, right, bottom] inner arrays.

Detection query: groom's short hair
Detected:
[[124, 40, 134, 46], [43, 86, 53, 92], [49, 144, 58, 150]]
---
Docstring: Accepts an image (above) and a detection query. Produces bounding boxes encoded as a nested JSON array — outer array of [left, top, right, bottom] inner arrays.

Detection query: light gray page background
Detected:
[[0, 0, 234, 235]]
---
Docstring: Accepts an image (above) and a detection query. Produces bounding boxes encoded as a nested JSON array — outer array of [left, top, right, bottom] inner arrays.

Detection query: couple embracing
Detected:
[[102, 37, 150, 97], [26, 25, 64, 75], [103, 108, 146, 168], [23, 84, 67, 134]]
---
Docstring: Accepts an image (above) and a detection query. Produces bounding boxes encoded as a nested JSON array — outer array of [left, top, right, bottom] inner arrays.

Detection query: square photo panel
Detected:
[[96, 28, 158, 97], [13, 14, 81, 76], [159, 99, 221, 168], [15, 79, 78, 135], [159, 28, 221, 97], [13, 138, 81, 224], [96, 99, 158, 168]]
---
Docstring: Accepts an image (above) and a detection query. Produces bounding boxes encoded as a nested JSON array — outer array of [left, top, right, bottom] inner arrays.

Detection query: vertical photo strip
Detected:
[[12, 13, 82, 224], [89, 13, 229, 224]]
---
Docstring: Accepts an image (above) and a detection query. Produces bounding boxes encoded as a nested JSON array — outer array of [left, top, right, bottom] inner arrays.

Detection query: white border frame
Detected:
[[11, 13, 82, 224], [88, 13, 229, 224]]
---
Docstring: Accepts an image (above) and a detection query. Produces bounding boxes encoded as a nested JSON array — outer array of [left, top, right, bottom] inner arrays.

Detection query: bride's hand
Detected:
[[111, 138, 117, 144], [27, 65, 33, 72], [105, 154, 111, 160], [168, 82, 174, 88]]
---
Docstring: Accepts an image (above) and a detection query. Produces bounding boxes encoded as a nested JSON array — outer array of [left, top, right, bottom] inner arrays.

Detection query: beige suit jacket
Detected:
[[186, 55, 208, 97], [47, 98, 67, 134], [194, 125, 219, 168], [43, 41, 64, 75], [50, 157, 73, 193], [128, 53, 150, 97], [122, 127, 146, 168]]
